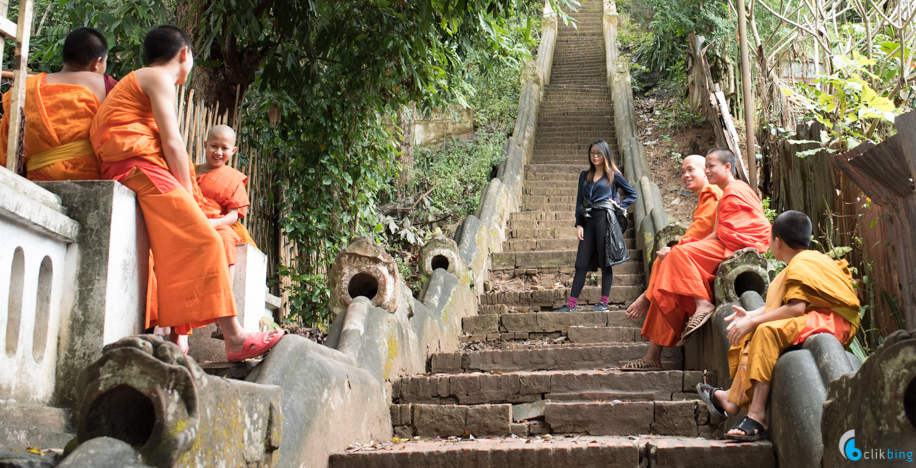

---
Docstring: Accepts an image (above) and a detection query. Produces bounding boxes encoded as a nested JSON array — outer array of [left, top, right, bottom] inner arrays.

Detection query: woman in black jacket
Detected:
[[555, 140, 638, 312]]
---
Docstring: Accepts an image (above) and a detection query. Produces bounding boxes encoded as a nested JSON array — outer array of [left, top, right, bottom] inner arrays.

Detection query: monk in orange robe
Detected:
[[621, 148, 770, 371], [196, 124, 258, 275], [0, 27, 117, 180], [623, 155, 722, 368], [89, 25, 282, 362], [697, 210, 860, 441]]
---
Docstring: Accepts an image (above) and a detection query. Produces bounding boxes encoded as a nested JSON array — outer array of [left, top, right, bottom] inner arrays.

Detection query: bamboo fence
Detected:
[[175, 86, 282, 303]]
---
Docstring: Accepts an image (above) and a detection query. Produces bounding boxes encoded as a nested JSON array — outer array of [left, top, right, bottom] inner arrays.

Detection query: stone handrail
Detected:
[[602, 0, 671, 275]]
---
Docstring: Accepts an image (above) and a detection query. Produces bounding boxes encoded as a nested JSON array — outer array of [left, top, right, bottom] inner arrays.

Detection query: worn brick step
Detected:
[[523, 186, 578, 196], [506, 225, 577, 238], [329, 436, 639, 467], [519, 184, 578, 193], [506, 219, 574, 230], [491, 249, 641, 270], [393, 369, 684, 405], [524, 171, 586, 182], [525, 164, 589, 174], [567, 326, 644, 343], [503, 237, 636, 252], [329, 437, 775, 468], [509, 210, 576, 221], [462, 310, 644, 335], [522, 203, 576, 212], [523, 195, 577, 205], [479, 285, 642, 310], [491, 250, 643, 272], [429, 343, 681, 374]]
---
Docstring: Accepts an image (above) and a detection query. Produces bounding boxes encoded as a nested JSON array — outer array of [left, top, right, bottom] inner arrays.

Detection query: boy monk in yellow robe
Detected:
[[196, 125, 258, 276], [620, 148, 770, 371], [622, 154, 722, 369], [697, 210, 860, 441], [0, 27, 117, 180], [89, 25, 283, 362]]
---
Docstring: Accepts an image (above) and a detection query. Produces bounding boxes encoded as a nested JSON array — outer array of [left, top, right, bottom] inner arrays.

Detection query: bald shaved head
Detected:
[[207, 124, 237, 144], [681, 155, 709, 194]]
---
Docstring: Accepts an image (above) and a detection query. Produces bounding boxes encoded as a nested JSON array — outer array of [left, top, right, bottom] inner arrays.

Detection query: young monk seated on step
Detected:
[[89, 25, 283, 362], [697, 210, 860, 441], [619, 148, 770, 371], [620, 154, 722, 369], [0, 27, 117, 180], [196, 124, 259, 278]]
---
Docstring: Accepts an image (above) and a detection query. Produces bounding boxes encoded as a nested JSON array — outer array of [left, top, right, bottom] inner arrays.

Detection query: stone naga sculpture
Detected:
[[418, 233, 464, 283], [821, 329, 916, 467], [328, 235, 401, 316], [74, 335, 282, 468]]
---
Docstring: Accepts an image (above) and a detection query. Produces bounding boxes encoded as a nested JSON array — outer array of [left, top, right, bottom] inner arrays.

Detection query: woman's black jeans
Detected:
[[571, 210, 614, 300]]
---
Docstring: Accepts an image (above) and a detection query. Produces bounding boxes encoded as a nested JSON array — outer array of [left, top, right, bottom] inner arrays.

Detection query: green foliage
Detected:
[[656, 97, 705, 131], [761, 197, 778, 222], [782, 52, 900, 152], [628, 0, 734, 78]]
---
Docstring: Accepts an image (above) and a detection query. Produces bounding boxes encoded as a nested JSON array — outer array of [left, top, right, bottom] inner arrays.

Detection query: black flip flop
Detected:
[[696, 383, 728, 421], [725, 416, 768, 442]]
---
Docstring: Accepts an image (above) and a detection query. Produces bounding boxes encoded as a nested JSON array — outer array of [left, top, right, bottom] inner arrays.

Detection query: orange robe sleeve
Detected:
[[1, 74, 101, 181], [783, 250, 861, 343], [198, 165, 258, 249], [715, 180, 771, 255], [681, 184, 723, 242]]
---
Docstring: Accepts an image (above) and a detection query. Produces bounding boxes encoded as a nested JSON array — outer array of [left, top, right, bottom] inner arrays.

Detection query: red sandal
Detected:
[[227, 330, 286, 362]]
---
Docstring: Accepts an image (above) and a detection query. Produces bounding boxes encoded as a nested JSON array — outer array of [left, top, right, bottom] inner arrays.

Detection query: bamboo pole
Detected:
[[737, 0, 758, 193]]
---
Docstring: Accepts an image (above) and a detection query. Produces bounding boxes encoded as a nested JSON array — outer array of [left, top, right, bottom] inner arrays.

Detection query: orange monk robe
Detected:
[[0, 74, 101, 181], [643, 181, 771, 347], [727, 250, 860, 410], [90, 71, 237, 334], [641, 183, 723, 345], [197, 165, 258, 266]]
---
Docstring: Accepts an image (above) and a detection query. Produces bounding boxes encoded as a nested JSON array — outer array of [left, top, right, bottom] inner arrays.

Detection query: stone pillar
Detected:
[[232, 243, 270, 331], [37, 180, 148, 406]]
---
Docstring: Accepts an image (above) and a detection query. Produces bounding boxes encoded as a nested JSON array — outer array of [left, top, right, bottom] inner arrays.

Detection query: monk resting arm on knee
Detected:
[[725, 299, 805, 346]]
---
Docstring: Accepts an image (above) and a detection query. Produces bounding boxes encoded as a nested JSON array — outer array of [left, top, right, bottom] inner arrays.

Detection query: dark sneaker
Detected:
[[554, 305, 574, 312], [592, 302, 609, 311]]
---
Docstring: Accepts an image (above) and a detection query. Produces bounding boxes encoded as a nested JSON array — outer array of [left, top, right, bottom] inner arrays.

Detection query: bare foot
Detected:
[[626, 293, 650, 319], [694, 298, 715, 315], [713, 389, 740, 416]]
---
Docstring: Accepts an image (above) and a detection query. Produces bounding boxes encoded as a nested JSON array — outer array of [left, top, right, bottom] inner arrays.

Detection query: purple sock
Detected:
[[567, 297, 578, 309], [600, 295, 609, 305]]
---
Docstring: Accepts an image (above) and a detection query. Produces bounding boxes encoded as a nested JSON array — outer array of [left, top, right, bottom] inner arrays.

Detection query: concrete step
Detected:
[[503, 237, 636, 252], [478, 285, 642, 310], [491, 249, 642, 271], [0, 402, 75, 450], [329, 436, 775, 468], [429, 343, 681, 374]]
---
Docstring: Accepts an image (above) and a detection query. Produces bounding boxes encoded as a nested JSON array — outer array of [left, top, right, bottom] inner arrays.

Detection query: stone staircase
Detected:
[[329, 2, 775, 466]]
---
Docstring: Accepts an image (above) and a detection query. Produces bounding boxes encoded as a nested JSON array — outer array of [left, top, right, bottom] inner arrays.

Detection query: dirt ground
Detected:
[[633, 97, 719, 227]]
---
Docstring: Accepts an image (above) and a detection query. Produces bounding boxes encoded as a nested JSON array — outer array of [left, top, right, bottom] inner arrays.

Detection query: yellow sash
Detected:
[[26, 139, 94, 172]]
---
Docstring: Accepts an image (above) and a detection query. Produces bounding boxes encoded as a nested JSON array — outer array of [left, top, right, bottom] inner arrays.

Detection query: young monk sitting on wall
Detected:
[[621, 154, 722, 369], [0, 27, 117, 180], [89, 25, 283, 362], [697, 210, 861, 441], [620, 148, 771, 371], [197, 125, 259, 277]]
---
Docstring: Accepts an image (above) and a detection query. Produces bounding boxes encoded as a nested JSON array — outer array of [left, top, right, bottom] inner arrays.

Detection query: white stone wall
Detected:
[[0, 171, 77, 405]]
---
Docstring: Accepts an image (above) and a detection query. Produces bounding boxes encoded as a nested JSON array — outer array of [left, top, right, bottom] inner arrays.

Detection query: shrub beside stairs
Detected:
[[330, 2, 775, 466]]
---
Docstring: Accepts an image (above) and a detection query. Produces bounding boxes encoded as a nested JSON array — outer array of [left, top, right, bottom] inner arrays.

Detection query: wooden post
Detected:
[[3, 0, 34, 174]]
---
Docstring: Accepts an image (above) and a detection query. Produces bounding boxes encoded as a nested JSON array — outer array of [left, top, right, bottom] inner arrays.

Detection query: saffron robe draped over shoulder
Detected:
[[197, 165, 258, 265], [89, 71, 237, 334], [0, 73, 102, 181], [726, 250, 859, 409], [641, 180, 770, 347], [640, 183, 722, 346]]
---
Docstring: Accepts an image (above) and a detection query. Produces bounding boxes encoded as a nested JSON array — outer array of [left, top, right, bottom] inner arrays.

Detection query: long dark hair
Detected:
[[587, 140, 619, 183]]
